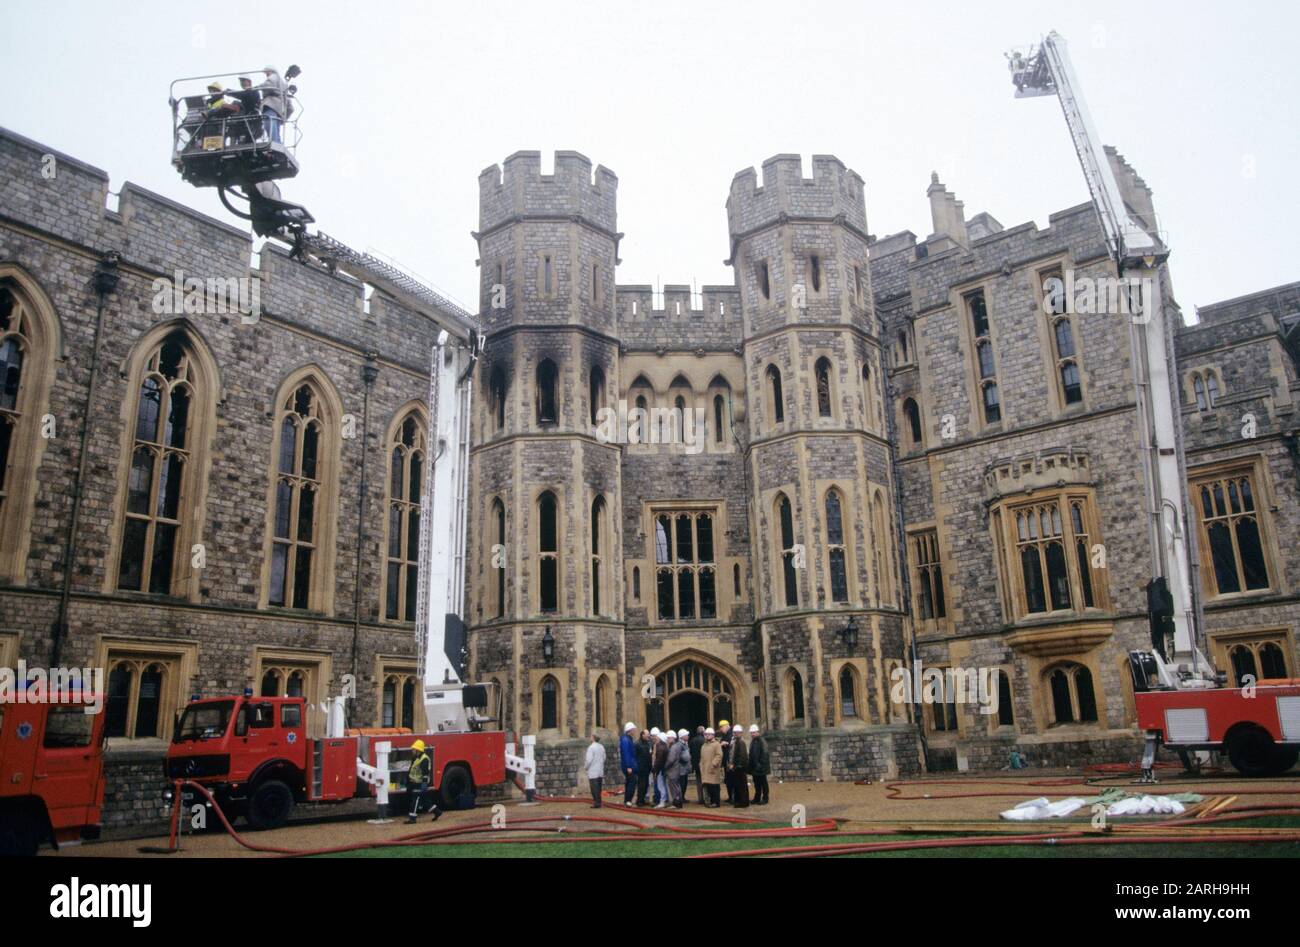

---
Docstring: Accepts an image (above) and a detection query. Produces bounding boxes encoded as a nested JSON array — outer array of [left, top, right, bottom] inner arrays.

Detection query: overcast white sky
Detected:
[[2, 1, 1296, 316]]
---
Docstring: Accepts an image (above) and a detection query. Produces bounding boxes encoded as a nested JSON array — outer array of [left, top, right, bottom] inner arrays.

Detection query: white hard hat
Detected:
[[657, 732, 667, 743], [666, 730, 676, 739], [650, 727, 660, 735], [749, 724, 759, 733], [704, 727, 715, 735], [624, 722, 637, 732], [677, 729, 689, 738]]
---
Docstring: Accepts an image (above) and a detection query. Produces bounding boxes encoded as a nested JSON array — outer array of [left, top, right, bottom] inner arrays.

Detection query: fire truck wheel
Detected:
[[0, 811, 41, 856], [246, 779, 294, 830], [1273, 746, 1298, 775], [438, 765, 475, 810], [1225, 725, 1284, 777]]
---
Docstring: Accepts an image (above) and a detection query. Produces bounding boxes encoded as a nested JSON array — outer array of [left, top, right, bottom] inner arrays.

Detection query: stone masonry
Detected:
[[2, 124, 1297, 827]]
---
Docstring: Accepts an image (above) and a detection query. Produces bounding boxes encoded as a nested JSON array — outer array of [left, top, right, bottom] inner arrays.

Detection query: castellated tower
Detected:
[[468, 152, 624, 741], [727, 156, 910, 743]]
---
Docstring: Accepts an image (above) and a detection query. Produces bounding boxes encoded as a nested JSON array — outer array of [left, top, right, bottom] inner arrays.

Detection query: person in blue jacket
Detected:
[[619, 721, 639, 805]]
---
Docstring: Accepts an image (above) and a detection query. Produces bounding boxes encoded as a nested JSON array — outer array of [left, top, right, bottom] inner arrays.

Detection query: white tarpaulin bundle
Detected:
[[999, 794, 1187, 821]]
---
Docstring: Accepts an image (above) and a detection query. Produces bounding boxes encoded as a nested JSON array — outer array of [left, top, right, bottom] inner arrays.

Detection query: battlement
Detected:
[[726, 154, 867, 236], [617, 283, 740, 321], [0, 125, 252, 275], [0, 125, 448, 365], [478, 150, 618, 234], [617, 284, 742, 350]]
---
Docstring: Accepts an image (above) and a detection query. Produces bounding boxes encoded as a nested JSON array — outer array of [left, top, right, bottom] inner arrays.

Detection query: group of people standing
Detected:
[[584, 721, 771, 810]]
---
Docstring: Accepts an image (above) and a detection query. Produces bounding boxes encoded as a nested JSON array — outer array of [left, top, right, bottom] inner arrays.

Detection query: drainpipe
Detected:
[[348, 351, 379, 727], [52, 252, 119, 668], [883, 370, 928, 765]]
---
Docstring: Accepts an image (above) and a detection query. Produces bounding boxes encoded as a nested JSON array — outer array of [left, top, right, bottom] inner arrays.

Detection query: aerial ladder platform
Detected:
[[1007, 33, 1299, 779], [167, 67, 536, 810]]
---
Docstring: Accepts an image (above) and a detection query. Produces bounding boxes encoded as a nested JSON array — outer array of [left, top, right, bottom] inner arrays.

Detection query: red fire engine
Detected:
[[1132, 669, 1300, 777], [0, 692, 107, 855], [165, 690, 514, 829]]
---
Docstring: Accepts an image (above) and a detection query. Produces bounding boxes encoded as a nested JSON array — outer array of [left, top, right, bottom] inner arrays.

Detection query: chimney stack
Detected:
[[926, 172, 969, 250]]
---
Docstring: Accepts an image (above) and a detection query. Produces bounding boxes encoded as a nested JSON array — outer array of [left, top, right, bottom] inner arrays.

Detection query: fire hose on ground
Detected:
[[162, 770, 1300, 859]]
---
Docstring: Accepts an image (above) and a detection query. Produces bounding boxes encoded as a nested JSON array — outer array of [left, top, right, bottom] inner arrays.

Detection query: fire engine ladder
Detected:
[[1008, 32, 1210, 689], [294, 232, 478, 334]]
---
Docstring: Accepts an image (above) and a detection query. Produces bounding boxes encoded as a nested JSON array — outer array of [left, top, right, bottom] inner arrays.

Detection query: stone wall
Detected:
[[0, 123, 459, 731], [765, 726, 923, 782], [100, 747, 171, 836]]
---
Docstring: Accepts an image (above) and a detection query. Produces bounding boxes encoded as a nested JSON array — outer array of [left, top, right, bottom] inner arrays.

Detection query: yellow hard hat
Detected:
[[411, 739, 426, 752], [719, 720, 730, 728]]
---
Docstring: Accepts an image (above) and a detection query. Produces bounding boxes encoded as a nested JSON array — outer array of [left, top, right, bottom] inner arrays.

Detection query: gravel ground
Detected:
[[50, 769, 1300, 858]]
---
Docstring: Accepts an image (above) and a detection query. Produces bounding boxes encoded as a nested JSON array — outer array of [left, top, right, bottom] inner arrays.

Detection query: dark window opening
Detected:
[[540, 676, 558, 729], [537, 360, 558, 425], [538, 491, 559, 612], [903, 398, 923, 446], [997, 671, 1014, 727], [815, 357, 833, 417], [767, 365, 784, 424]]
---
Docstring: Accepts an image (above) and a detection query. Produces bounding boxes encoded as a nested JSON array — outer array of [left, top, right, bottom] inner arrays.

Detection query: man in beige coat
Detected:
[[698, 727, 724, 808]]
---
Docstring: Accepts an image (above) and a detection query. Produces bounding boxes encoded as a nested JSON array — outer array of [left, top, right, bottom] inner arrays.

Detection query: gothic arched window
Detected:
[[0, 273, 59, 583], [116, 331, 214, 596], [1046, 663, 1098, 725], [265, 373, 340, 612], [384, 409, 426, 622]]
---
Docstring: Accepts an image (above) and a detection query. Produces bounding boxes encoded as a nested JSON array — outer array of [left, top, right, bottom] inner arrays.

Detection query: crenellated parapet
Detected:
[[726, 154, 867, 238], [478, 150, 618, 235]]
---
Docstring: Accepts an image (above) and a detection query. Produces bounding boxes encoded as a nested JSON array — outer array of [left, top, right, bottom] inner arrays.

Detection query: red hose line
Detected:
[[688, 829, 1300, 859], [166, 778, 1300, 859]]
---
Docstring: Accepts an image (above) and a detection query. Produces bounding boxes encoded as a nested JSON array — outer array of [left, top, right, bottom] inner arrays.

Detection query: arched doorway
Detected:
[[669, 692, 709, 732], [644, 657, 738, 732]]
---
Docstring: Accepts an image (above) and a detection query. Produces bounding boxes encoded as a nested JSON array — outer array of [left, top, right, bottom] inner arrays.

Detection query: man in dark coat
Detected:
[[619, 722, 639, 806], [728, 727, 750, 808], [634, 730, 652, 806], [747, 724, 770, 805], [719, 722, 733, 803], [689, 726, 705, 804]]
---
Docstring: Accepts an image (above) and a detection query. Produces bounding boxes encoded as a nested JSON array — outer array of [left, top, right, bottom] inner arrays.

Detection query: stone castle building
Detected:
[[1, 123, 1297, 823], [464, 147, 1300, 779]]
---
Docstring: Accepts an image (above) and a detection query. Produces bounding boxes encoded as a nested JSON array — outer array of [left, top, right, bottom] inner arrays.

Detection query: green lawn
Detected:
[[325, 817, 1300, 859]]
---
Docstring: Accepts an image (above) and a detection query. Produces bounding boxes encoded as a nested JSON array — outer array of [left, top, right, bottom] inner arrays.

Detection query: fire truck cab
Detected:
[[0, 693, 106, 855]]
